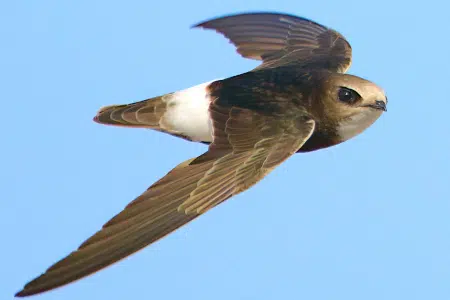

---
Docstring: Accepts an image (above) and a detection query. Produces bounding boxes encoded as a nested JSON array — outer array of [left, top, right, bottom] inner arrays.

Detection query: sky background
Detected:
[[2, 1, 450, 299]]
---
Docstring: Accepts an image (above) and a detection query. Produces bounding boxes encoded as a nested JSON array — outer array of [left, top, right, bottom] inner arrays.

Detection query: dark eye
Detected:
[[338, 87, 360, 103]]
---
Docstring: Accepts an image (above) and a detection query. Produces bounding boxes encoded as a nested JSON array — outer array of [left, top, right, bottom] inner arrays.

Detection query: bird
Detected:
[[16, 11, 387, 297]]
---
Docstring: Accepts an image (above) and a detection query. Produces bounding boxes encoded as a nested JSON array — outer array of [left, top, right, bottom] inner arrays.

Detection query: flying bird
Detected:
[[16, 12, 387, 297]]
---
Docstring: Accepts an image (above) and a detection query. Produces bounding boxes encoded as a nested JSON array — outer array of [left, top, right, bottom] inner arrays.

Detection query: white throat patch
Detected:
[[337, 109, 382, 141]]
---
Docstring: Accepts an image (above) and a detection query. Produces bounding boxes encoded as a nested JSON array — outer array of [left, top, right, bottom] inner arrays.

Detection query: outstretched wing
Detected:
[[194, 12, 352, 73], [16, 99, 315, 297]]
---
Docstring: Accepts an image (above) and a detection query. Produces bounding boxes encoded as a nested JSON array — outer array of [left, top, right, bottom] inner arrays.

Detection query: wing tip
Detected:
[[15, 287, 37, 298], [191, 11, 273, 28], [15, 275, 50, 298], [191, 11, 322, 30], [15, 290, 25, 298]]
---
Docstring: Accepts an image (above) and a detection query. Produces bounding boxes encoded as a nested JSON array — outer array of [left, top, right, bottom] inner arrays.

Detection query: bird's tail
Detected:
[[93, 95, 169, 129], [93, 80, 216, 142]]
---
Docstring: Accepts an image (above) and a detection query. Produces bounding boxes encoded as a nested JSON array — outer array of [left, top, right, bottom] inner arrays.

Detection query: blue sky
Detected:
[[2, 1, 450, 299]]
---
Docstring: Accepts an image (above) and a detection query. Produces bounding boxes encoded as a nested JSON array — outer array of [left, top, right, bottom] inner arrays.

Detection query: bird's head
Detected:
[[319, 73, 387, 143]]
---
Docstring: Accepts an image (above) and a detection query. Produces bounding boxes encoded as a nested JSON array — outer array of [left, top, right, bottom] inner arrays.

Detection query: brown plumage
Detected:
[[16, 12, 387, 297]]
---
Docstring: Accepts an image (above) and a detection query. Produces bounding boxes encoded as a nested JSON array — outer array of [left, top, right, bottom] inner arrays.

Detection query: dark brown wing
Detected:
[[194, 12, 352, 73], [16, 100, 315, 297]]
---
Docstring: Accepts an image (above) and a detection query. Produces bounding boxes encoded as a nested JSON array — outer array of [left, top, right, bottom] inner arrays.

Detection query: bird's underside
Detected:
[[16, 11, 386, 297]]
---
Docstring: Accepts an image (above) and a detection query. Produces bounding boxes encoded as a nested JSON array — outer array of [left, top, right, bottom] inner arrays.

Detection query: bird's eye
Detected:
[[338, 87, 360, 104]]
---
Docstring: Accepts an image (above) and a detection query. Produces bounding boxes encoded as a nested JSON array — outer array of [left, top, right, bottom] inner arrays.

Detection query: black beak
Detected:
[[366, 100, 387, 112]]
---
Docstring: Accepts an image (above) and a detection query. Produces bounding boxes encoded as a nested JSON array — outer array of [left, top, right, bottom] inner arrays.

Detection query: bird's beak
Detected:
[[365, 100, 387, 112]]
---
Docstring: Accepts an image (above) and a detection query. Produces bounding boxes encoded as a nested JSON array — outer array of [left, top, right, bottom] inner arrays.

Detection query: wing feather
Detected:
[[194, 12, 352, 73], [16, 100, 315, 297]]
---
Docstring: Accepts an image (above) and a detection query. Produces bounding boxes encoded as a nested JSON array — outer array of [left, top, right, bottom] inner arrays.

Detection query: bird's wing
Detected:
[[194, 12, 352, 73], [16, 99, 315, 297]]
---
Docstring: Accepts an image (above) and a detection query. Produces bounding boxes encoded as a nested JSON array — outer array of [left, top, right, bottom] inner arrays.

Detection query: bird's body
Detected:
[[95, 67, 384, 152], [17, 12, 387, 297]]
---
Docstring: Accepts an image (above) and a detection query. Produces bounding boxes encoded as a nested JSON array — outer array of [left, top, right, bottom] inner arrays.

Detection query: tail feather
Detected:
[[93, 95, 168, 128], [93, 80, 216, 142]]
